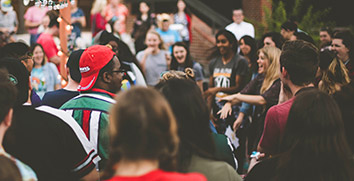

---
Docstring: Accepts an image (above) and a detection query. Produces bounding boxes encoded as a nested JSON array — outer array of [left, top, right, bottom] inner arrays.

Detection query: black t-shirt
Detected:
[[42, 89, 80, 109], [4, 105, 99, 181]]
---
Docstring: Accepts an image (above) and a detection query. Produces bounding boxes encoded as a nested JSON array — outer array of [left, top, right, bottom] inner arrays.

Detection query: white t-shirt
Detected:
[[225, 21, 255, 41]]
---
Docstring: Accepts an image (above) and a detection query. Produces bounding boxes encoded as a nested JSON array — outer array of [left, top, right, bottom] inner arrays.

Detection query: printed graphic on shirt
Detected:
[[213, 67, 232, 98]]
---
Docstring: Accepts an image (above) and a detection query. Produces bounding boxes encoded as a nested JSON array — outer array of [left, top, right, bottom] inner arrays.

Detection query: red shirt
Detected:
[[37, 33, 59, 70], [105, 169, 206, 181], [258, 97, 295, 155]]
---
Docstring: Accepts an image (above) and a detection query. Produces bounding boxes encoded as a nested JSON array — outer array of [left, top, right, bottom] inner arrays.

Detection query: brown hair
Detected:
[[101, 87, 179, 179], [0, 156, 21, 181]]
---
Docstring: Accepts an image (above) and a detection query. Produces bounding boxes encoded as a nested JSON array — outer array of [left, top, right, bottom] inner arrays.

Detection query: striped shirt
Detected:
[[60, 91, 116, 170]]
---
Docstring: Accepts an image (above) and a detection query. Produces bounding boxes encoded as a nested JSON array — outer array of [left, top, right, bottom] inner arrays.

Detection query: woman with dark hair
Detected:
[[239, 35, 259, 83], [98, 30, 147, 87], [260, 32, 284, 49], [102, 87, 206, 180], [156, 78, 242, 181], [245, 89, 354, 180], [204, 29, 249, 133], [131, 0, 157, 53], [170, 42, 204, 91], [173, 0, 192, 47], [30, 43, 61, 99]]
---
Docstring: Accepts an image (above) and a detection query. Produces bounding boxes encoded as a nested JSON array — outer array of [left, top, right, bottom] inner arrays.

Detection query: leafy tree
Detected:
[[260, 0, 334, 46]]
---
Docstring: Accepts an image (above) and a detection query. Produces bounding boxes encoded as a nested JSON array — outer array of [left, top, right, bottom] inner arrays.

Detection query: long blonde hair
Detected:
[[319, 57, 350, 94], [91, 0, 107, 16], [145, 30, 166, 50], [260, 46, 281, 94]]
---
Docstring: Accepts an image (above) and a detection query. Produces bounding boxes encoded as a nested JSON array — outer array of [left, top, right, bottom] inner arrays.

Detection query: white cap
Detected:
[[0, 0, 13, 12]]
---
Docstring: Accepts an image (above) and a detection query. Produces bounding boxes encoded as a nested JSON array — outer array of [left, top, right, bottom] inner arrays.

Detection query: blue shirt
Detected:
[[156, 28, 182, 53]]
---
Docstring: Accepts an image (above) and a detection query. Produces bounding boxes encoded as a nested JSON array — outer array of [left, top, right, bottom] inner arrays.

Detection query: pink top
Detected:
[[104, 3, 128, 34], [105, 169, 206, 181], [36, 33, 60, 70], [24, 6, 48, 34]]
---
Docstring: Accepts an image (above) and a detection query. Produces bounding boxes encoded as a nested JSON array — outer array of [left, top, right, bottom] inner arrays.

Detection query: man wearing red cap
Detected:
[[60, 45, 123, 170]]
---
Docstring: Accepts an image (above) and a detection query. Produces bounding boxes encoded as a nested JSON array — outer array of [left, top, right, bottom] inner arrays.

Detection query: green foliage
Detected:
[[265, 0, 287, 32], [259, 0, 333, 46]]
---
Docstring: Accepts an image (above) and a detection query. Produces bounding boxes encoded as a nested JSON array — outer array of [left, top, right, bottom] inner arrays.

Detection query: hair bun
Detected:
[[184, 68, 195, 79]]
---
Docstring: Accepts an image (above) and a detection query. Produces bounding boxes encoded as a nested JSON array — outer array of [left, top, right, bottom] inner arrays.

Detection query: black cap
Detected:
[[67, 49, 84, 83], [0, 57, 29, 107]]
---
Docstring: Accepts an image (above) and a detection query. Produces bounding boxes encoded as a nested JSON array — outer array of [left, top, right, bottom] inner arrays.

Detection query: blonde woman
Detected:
[[319, 52, 351, 95], [90, 0, 107, 37], [136, 30, 171, 86], [218, 46, 282, 168]]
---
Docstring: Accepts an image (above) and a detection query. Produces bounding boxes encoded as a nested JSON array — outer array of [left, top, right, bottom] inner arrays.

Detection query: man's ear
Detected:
[[3, 109, 13, 127], [101, 72, 112, 83], [281, 67, 289, 79]]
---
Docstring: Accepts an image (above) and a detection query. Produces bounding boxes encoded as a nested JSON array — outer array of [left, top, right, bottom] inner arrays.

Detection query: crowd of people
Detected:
[[0, 0, 354, 180]]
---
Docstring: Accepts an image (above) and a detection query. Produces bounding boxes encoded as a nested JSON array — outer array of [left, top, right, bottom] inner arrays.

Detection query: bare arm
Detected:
[[230, 93, 266, 106], [24, 19, 41, 29], [50, 56, 61, 65]]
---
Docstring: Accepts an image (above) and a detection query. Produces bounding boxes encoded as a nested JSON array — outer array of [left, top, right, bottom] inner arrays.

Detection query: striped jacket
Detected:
[[60, 91, 116, 170]]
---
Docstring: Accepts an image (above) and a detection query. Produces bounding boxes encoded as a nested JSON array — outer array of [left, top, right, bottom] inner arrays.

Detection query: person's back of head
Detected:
[[0, 57, 29, 107], [0, 156, 22, 181], [66, 49, 84, 83], [0, 69, 17, 124], [0, 42, 30, 59], [155, 78, 216, 171], [280, 40, 319, 86], [102, 87, 179, 179], [276, 89, 353, 181], [47, 11, 59, 28]]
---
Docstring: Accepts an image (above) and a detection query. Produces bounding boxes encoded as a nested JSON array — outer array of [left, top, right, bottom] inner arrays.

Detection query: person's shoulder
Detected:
[[268, 98, 294, 116], [225, 22, 235, 29], [233, 53, 248, 64], [37, 33, 52, 41], [45, 62, 57, 69], [209, 56, 220, 67], [136, 50, 145, 58], [193, 61, 203, 69]]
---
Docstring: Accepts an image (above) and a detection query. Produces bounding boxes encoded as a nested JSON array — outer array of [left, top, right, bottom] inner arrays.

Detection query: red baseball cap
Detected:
[[78, 45, 116, 91]]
